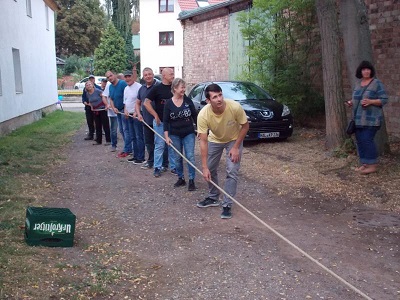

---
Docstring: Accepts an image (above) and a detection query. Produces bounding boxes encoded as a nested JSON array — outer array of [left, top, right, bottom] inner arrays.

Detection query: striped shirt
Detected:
[[352, 78, 388, 127]]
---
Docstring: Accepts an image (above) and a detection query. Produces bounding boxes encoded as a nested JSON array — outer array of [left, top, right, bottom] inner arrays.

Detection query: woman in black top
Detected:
[[163, 78, 198, 191]]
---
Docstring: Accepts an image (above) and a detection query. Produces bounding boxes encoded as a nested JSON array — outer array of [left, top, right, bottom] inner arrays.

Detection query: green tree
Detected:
[[238, 0, 323, 121], [94, 23, 127, 75], [111, 0, 136, 69], [56, 0, 105, 57]]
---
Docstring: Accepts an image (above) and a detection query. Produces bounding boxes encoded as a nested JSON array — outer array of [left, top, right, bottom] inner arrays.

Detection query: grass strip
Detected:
[[0, 110, 84, 297]]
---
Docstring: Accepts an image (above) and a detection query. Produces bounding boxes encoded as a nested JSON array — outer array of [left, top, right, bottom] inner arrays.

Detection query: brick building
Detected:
[[179, 0, 400, 140]]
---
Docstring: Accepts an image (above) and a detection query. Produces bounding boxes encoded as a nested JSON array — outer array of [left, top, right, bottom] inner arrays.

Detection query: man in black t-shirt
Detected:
[[144, 68, 176, 178]]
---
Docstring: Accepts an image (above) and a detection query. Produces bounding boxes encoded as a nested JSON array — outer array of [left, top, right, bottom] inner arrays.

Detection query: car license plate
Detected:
[[259, 132, 280, 138]]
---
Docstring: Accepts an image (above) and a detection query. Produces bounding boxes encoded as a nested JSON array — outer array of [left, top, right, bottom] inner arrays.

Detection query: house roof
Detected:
[[177, 0, 226, 12], [178, 0, 249, 20], [177, 0, 199, 11], [43, 0, 60, 11]]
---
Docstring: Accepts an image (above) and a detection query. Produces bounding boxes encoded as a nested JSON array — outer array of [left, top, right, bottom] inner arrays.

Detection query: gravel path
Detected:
[[41, 126, 399, 300]]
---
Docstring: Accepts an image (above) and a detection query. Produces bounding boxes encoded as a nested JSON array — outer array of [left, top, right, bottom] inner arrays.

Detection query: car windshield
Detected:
[[218, 82, 274, 101]]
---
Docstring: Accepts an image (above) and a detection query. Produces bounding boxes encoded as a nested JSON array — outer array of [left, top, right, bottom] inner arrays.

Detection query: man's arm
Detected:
[[229, 122, 249, 163], [199, 133, 211, 182], [135, 99, 142, 120], [143, 99, 161, 125]]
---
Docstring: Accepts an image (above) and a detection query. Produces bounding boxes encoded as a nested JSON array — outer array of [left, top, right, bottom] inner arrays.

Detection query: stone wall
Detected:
[[366, 0, 400, 140]]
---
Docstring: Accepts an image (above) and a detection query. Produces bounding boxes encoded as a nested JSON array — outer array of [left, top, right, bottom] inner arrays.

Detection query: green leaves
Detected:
[[94, 23, 128, 75], [56, 0, 106, 57], [238, 0, 324, 120]]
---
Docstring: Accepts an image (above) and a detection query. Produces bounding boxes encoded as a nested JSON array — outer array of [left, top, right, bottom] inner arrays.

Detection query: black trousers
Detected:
[[93, 110, 111, 144], [85, 106, 95, 137], [143, 124, 155, 166]]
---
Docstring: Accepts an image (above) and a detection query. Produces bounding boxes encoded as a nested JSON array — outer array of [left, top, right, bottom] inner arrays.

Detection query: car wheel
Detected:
[[74, 86, 79, 89]]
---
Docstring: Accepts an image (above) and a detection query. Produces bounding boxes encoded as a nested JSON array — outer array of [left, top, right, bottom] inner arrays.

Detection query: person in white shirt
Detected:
[[123, 70, 145, 163], [101, 78, 118, 152]]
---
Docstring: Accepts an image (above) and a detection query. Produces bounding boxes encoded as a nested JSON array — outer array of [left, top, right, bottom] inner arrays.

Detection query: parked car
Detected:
[[74, 76, 106, 90], [188, 81, 293, 141]]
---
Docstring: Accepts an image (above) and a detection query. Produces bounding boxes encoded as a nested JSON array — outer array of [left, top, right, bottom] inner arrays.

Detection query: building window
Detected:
[[45, 5, 49, 30], [26, 0, 32, 17], [159, 0, 174, 12], [12, 48, 23, 93], [159, 32, 174, 46]]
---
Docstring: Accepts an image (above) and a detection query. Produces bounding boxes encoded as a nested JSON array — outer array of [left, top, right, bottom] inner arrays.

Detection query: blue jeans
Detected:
[[170, 133, 196, 180], [355, 126, 379, 164], [109, 116, 118, 147], [153, 120, 175, 169], [117, 112, 131, 153], [207, 140, 243, 207], [127, 117, 145, 160]]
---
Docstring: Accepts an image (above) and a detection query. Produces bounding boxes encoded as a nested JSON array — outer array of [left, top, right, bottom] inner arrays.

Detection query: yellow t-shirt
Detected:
[[197, 99, 248, 143]]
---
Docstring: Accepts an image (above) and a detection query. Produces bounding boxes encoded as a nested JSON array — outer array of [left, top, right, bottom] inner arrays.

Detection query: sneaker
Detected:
[[221, 207, 232, 219], [196, 197, 219, 208], [127, 157, 137, 162], [111, 146, 117, 152], [141, 162, 153, 169], [92, 142, 101, 145], [154, 168, 162, 178], [161, 166, 167, 173], [132, 159, 145, 164], [188, 179, 196, 191], [104, 142, 111, 146], [84, 136, 94, 141], [174, 178, 186, 187], [117, 152, 129, 158], [171, 168, 178, 176]]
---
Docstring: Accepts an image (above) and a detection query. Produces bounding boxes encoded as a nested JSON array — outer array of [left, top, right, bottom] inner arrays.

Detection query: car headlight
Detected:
[[281, 105, 291, 116]]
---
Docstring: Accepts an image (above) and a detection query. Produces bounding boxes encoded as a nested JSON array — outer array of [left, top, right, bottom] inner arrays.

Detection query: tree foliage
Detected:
[[238, 0, 323, 120], [94, 23, 128, 75], [55, 0, 106, 57], [111, 0, 137, 69]]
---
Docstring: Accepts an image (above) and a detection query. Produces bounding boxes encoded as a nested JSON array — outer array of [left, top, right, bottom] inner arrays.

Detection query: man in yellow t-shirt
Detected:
[[196, 83, 249, 219]]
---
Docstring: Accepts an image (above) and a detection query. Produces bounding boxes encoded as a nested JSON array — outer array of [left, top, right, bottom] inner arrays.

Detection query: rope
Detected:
[[117, 111, 373, 300]]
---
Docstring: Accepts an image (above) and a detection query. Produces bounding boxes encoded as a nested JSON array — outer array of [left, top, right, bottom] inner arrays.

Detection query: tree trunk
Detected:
[[339, 0, 390, 154], [315, 0, 348, 150]]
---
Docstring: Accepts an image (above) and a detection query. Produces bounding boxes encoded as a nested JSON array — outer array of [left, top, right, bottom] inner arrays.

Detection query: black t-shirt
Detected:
[[146, 83, 172, 120], [163, 96, 198, 138]]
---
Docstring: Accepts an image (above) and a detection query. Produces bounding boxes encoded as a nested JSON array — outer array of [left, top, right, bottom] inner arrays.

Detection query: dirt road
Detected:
[[33, 126, 399, 299]]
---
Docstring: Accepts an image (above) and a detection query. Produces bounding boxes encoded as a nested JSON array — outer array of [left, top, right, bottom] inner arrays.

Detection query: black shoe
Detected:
[[196, 197, 219, 208], [84, 136, 94, 140], [174, 178, 186, 187], [132, 159, 145, 164], [92, 142, 101, 145], [171, 168, 178, 176], [154, 168, 162, 178], [188, 179, 196, 191], [221, 206, 232, 219], [141, 162, 153, 169]]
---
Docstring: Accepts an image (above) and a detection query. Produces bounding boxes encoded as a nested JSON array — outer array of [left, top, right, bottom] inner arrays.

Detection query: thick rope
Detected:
[[115, 111, 373, 300]]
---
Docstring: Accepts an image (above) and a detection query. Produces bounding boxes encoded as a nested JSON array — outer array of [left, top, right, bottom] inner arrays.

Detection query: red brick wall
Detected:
[[366, 0, 400, 140], [182, 16, 229, 90]]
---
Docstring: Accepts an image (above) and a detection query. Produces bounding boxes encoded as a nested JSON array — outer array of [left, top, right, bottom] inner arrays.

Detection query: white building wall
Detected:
[[140, 0, 183, 78], [0, 0, 58, 124]]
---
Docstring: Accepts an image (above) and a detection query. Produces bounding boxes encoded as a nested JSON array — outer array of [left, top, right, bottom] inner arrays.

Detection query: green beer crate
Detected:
[[25, 206, 76, 247]]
